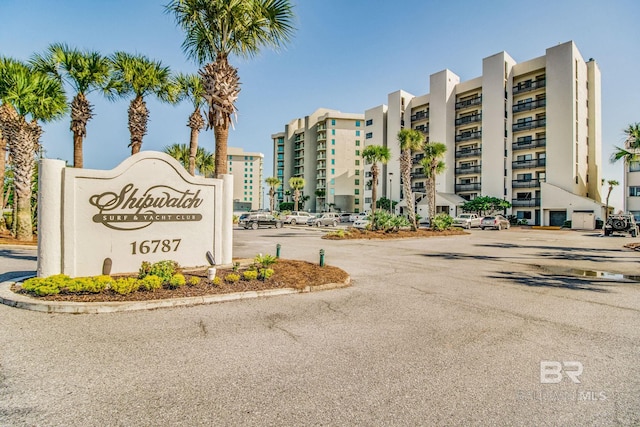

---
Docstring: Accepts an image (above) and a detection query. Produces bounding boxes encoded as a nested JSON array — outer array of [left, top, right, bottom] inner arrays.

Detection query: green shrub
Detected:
[[369, 211, 409, 232], [111, 277, 140, 295], [21, 275, 70, 296], [255, 253, 277, 269], [168, 274, 186, 289], [224, 273, 240, 283], [243, 270, 258, 281], [212, 276, 222, 286], [138, 260, 179, 282], [431, 213, 454, 231], [188, 276, 200, 286], [65, 277, 96, 293], [233, 214, 239, 224], [90, 275, 113, 293], [259, 268, 274, 280], [326, 229, 347, 239], [140, 275, 163, 291]]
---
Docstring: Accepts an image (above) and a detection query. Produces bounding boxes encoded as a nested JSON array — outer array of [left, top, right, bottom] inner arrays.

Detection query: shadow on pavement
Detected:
[[488, 271, 612, 293], [0, 270, 35, 282], [0, 249, 37, 262]]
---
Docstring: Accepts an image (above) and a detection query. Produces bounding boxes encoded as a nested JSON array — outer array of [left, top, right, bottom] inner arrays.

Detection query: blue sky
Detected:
[[1, 0, 638, 208]]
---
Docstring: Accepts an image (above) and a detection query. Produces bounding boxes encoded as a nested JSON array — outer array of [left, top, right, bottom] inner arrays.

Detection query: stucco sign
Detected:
[[37, 152, 233, 278]]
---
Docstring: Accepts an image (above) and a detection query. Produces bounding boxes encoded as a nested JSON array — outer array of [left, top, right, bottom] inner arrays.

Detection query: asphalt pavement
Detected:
[[1, 227, 639, 426]]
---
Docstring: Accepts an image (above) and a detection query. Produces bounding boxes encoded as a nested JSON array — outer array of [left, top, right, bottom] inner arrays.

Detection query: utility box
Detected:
[[571, 211, 595, 230]]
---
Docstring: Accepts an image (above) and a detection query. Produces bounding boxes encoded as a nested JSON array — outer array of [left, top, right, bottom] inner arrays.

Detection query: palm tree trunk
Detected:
[[128, 96, 148, 155], [73, 132, 83, 168], [0, 129, 6, 232], [400, 150, 416, 231], [429, 175, 436, 221], [10, 120, 40, 241], [187, 108, 204, 176], [371, 165, 378, 213], [70, 93, 93, 168], [294, 190, 299, 212], [214, 123, 229, 176]]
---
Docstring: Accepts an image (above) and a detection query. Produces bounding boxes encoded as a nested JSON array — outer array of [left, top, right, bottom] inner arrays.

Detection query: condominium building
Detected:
[[227, 147, 264, 211], [623, 149, 640, 222], [272, 108, 365, 213], [364, 41, 604, 226]]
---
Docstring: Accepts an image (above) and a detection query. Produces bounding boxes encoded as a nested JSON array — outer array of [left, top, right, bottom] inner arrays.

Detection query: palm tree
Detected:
[[195, 147, 215, 177], [0, 128, 7, 231], [164, 143, 190, 168], [174, 73, 205, 175], [265, 176, 281, 213], [0, 58, 67, 241], [397, 129, 424, 230], [288, 177, 305, 212], [30, 43, 111, 168], [106, 52, 175, 155], [362, 145, 391, 213], [164, 143, 215, 177], [611, 123, 640, 164], [167, 0, 296, 177], [603, 179, 619, 221], [420, 142, 447, 223]]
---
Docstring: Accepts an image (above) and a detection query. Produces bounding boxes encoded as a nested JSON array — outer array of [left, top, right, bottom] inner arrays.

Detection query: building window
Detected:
[[355, 160, 360, 165], [355, 189, 360, 195], [331, 159, 335, 165], [332, 129, 335, 135], [516, 211, 532, 219], [331, 119, 336, 126], [330, 188, 335, 195], [355, 198, 360, 205], [630, 161, 640, 172], [356, 120, 361, 127], [631, 211, 640, 222], [355, 150, 360, 156], [365, 197, 372, 204], [356, 130, 360, 136], [630, 186, 640, 197], [331, 149, 335, 155], [332, 139, 335, 145], [355, 179, 360, 185], [355, 140, 360, 146], [330, 178, 335, 185], [366, 119, 373, 126], [331, 168, 335, 175], [366, 132, 373, 139], [355, 170, 360, 176]]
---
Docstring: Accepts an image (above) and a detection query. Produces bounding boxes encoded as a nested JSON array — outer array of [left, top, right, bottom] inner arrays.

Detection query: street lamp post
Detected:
[[388, 172, 393, 214]]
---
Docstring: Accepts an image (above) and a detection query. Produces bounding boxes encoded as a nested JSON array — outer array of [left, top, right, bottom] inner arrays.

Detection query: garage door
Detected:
[[549, 210, 566, 227]]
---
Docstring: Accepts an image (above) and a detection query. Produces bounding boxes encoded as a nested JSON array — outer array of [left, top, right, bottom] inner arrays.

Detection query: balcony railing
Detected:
[[414, 124, 429, 133], [512, 118, 546, 132], [317, 124, 326, 131], [411, 186, 426, 193], [455, 165, 481, 174], [455, 131, 482, 142], [512, 197, 541, 207], [512, 99, 546, 113], [455, 147, 482, 158], [411, 171, 426, 179], [412, 154, 425, 164], [317, 154, 326, 160], [512, 158, 546, 169], [294, 151, 304, 160], [512, 179, 542, 188], [512, 138, 546, 151], [455, 114, 482, 126], [294, 134, 304, 142], [317, 163, 326, 170], [455, 96, 482, 110], [455, 183, 482, 192], [317, 133, 326, 141], [317, 143, 326, 151], [411, 111, 429, 121], [513, 78, 546, 95]]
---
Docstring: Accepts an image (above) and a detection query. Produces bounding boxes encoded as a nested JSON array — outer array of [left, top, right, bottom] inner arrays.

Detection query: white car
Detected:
[[353, 218, 370, 229], [282, 211, 312, 225], [349, 212, 367, 222]]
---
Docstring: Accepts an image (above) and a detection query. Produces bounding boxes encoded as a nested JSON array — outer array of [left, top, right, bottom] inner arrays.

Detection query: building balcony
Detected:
[[294, 134, 304, 142], [294, 142, 303, 150], [512, 158, 546, 169], [294, 160, 303, 167], [410, 171, 426, 179], [411, 111, 429, 121], [317, 124, 326, 131], [455, 147, 482, 158], [513, 78, 546, 95], [317, 143, 326, 151], [414, 124, 429, 133], [411, 186, 426, 193], [317, 163, 326, 171], [512, 138, 546, 151], [317, 154, 326, 160], [316, 183, 326, 190], [455, 114, 482, 126], [317, 133, 326, 141], [294, 167, 304, 174], [412, 154, 425, 164], [455, 131, 482, 142], [512, 179, 542, 188], [512, 197, 541, 207], [455, 183, 482, 192], [512, 99, 546, 113], [294, 152, 304, 160], [455, 95, 482, 110], [455, 165, 481, 175], [512, 118, 546, 132]]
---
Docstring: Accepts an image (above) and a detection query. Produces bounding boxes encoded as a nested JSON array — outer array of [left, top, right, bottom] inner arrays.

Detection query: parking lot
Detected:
[[1, 227, 639, 425]]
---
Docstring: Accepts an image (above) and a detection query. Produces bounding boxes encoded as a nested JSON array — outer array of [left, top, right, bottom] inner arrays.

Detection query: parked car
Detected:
[[243, 214, 283, 230], [453, 213, 482, 229], [480, 215, 510, 230], [349, 212, 367, 222], [339, 213, 353, 223], [238, 213, 251, 227], [307, 212, 340, 227], [353, 218, 370, 229], [282, 211, 312, 225], [604, 213, 638, 237]]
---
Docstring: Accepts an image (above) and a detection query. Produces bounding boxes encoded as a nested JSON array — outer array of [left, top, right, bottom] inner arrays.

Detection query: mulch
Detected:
[[323, 227, 468, 240]]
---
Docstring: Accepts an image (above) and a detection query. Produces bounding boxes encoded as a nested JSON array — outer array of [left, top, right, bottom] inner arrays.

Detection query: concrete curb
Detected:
[[0, 275, 351, 314]]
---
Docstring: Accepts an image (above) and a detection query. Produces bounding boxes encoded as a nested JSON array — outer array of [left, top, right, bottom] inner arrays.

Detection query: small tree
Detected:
[[603, 179, 619, 221], [362, 145, 391, 214], [397, 129, 424, 231], [461, 196, 511, 216], [289, 177, 305, 211], [420, 141, 446, 222], [265, 176, 281, 213]]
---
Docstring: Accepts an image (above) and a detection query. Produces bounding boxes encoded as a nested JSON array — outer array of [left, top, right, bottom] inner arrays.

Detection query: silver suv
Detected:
[[604, 213, 638, 237], [307, 212, 339, 227]]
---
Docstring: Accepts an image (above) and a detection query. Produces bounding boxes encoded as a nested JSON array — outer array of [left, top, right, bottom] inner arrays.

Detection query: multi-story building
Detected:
[[364, 41, 604, 226], [272, 108, 365, 213], [623, 144, 640, 222], [227, 147, 263, 211]]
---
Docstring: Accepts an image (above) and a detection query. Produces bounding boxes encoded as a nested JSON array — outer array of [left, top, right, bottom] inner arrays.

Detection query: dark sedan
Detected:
[[243, 214, 283, 230]]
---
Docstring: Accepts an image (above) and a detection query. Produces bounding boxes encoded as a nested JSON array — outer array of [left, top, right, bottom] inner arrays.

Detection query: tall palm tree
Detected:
[[611, 123, 640, 164], [0, 128, 7, 231], [420, 142, 447, 223], [265, 176, 281, 213], [0, 58, 67, 241], [175, 73, 205, 175], [288, 177, 305, 212], [603, 179, 619, 220], [167, 0, 296, 177], [106, 52, 175, 155], [397, 129, 424, 230], [31, 43, 111, 168], [362, 145, 391, 213]]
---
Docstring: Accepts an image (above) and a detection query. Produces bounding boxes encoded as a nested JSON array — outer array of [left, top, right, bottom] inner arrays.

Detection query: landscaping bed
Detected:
[[323, 227, 468, 240]]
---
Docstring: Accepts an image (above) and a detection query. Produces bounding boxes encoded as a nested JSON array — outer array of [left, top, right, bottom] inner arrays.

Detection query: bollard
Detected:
[[276, 243, 281, 258], [319, 249, 325, 267]]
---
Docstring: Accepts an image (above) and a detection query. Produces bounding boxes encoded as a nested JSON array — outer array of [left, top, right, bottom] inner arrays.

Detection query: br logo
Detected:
[[540, 361, 583, 384]]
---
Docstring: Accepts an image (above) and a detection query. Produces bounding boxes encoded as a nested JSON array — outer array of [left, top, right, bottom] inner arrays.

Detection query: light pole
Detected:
[[388, 172, 393, 214]]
